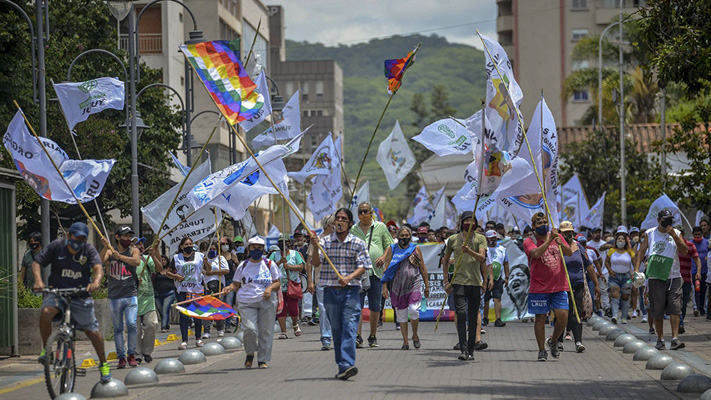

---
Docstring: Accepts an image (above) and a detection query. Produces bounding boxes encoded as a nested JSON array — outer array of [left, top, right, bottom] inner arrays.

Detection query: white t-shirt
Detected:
[[233, 258, 281, 304], [607, 249, 634, 274], [173, 252, 205, 294], [204, 255, 229, 286], [644, 227, 681, 280], [486, 245, 508, 281]]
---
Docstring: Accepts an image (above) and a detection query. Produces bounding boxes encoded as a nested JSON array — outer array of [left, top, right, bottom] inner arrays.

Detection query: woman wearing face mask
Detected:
[[605, 232, 635, 324], [202, 242, 229, 338], [381, 227, 430, 350], [154, 255, 177, 332], [558, 222, 600, 352], [168, 237, 206, 349], [224, 237, 281, 369], [270, 236, 306, 339]]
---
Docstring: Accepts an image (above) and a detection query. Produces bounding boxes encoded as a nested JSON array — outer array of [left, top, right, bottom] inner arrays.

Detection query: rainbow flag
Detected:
[[175, 296, 236, 321], [180, 41, 264, 125], [384, 49, 416, 94]]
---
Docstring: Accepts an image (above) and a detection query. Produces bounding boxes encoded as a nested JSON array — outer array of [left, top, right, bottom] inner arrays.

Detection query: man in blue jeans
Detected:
[[101, 226, 141, 368], [311, 208, 371, 380]]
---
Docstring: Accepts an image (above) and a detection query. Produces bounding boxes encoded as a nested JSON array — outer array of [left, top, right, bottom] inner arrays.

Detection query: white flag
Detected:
[[268, 224, 281, 238], [429, 192, 453, 229], [412, 118, 472, 156], [408, 186, 432, 225], [377, 121, 416, 190], [307, 135, 343, 222], [252, 90, 301, 149], [696, 210, 708, 227], [478, 33, 524, 156], [289, 133, 336, 184], [349, 181, 370, 216], [141, 158, 221, 254], [53, 78, 125, 131], [241, 210, 258, 239], [239, 71, 272, 132], [3, 110, 115, 204], [561, 174, 590, 229], [640, 193, 683, 231], [581, 192, 606, 230]]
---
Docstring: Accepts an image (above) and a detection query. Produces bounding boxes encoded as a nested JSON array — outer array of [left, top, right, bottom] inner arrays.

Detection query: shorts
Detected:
[[359, 274, 383, 312], [648, 278, 682, 319], [42, 292, 99, 332], [528, 291, 569, 315], [608, 272, 632, 293], [485, 278, 505, 301], [395, 303, 420, 322], [277, 291, 299, 318]]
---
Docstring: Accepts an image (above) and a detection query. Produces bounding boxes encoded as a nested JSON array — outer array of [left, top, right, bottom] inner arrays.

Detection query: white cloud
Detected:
[[272, 0, 497, 50]]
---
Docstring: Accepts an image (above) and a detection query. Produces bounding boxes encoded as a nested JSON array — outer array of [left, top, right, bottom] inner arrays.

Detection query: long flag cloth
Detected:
[[561, 174, 589, 229], [180, 40, 264, 125], [289, 132, 336, 184], [53, 77, 125, 131], [408, 185, 433, 226], [349, 181, 370, 216], [3, 110, 114, 203], [175, 296, 236, 320], [581, 192, 605, 230], [252, 90, 301, 150], [377, 120, 416, 190], [412, 118, 473, 157], [239, 70, 272, 132], [308, 135, 343, 221], [640, 193, 683, 230], [384, 49, 416, 94]]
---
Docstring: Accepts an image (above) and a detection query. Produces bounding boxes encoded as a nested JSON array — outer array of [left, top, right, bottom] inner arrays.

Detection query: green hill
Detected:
[[285, 34, 486, 217]]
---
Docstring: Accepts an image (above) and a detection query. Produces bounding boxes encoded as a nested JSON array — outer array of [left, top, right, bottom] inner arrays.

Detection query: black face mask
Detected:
[[182, 246, 194, 255], [399, 238, 411, 247], [661, 218, 673, 228], [29, 242, 40, 250]]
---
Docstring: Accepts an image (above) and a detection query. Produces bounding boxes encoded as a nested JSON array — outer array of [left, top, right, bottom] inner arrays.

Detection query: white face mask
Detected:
[[221, 244, 230, 252], [616, 241, 626, 249]]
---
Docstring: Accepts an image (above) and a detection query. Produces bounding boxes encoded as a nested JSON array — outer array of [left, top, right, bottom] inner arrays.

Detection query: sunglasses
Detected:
[[358, 210, 371, 215]]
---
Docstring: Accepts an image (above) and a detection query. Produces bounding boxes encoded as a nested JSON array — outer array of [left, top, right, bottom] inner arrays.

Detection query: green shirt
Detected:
[[351, 220, 394, 278], [269, 250, 305, 291], [443, 232, 486, 286], [136, 256, 156, 315]]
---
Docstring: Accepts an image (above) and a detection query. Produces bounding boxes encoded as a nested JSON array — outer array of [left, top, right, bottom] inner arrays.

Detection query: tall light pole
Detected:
[[619, 0, 626, 227], [598, 21, 619, 129]]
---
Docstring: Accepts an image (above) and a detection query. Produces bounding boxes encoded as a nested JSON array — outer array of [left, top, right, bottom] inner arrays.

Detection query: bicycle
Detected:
[[36, 287, 88, 399]]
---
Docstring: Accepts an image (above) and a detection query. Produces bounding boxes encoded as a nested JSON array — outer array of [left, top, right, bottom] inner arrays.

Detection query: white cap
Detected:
[[616, 225, 628, 235], [248, 236, 265, 246], [485, 230, 499, 239]]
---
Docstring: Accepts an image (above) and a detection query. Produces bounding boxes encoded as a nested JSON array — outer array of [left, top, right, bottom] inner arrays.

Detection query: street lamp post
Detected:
[[619, 0, 626, 227]]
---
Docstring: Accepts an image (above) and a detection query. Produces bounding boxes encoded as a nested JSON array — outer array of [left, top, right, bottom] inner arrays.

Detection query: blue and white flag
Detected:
[[407, 186, 432, 226], [581, 192, 606, 230], [307, 135, 343, 222], [561, 174, 589, 229], [3, 110, 115, 204], [289, 132, 335, 184], [252, 90, 301, 149], [349, 181, 370, 216], [170, 152, 190, 177], [53, 77, 125, 131], [239, 70, 272, 132]]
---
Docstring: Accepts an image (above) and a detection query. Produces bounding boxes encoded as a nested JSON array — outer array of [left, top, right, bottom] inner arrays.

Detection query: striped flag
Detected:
[[175, 296, 236, 320]]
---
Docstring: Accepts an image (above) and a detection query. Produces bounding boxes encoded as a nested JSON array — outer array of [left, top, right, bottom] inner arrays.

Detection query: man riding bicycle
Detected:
[[32, 221, 111, 383]]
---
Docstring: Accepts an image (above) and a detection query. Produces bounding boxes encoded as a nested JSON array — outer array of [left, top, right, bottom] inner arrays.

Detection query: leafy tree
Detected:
[[429, 84, 457, 122], [0, 0, 181, 238]]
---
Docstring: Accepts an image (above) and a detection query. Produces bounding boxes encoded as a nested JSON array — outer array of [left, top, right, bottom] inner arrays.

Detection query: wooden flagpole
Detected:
[[243, 18, 262, 68]]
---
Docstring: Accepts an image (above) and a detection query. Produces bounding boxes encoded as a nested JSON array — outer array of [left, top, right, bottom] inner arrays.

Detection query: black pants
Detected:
[[697, 273, 707, 314], [453, 284, 481, 354], [557, 284, 584, 344]]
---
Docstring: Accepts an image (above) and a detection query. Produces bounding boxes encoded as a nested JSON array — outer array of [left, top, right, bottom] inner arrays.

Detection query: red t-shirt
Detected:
[[678, 240, 698, 284], [524, 234, 570, 294]]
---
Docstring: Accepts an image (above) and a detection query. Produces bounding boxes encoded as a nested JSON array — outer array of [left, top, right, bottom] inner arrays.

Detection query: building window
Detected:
[[573, 90, 589, 101], [571, 0, 587, 10], [285, 82, 294, 99], [301, 82, 309, 101], [572, 59, 589, 71], [303, 110, 309, 117], [315, 81, 324, 99], [572, 29, 588, 42], [316, 110, 323, 117], [220, 20, 238, 41], [311, 135, 318, 147]]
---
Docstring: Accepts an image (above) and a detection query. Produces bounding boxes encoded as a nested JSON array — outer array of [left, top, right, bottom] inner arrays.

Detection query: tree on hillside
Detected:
[[429, 84, 457, 122], [0, 0, 181, 237]]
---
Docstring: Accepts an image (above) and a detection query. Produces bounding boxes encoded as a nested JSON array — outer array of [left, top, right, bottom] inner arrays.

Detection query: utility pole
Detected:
[[619, 0, 627, 227]]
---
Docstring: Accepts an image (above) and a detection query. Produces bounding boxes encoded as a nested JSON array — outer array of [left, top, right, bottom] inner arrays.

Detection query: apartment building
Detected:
[[496, 0, 646, 127]]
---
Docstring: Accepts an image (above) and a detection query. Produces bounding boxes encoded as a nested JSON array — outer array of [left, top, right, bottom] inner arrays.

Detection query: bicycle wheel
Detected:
[[44, 330, 76, 399]]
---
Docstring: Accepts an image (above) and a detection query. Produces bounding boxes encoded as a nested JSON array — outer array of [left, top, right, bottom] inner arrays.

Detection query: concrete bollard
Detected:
[[614, 334, 636, 347], [178, 349, 207, 365], [661, 362, 694, 380], [89, 379, 129, 398], [676, 374, 711, 393], [592, 320, 609, 331], [154, 358, 185, 375], [622, 340, 647, 354], [55, 394, 87, 400], [605, 328, 625, 340], [201, 342, 226, 356], [124, 367, 159, 386], [633, 347, 659, 361], [220, 336, 242, 350], [646, 354, 674, 370]]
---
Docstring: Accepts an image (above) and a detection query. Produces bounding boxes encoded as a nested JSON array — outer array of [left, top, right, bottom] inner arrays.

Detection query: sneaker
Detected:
[[244, 354, 254, 369], [575, 342, 586, 353], [258, 362, 268, 369], [655, 339, 666, 350], [395, 322, 401, 331], [641, 316, 648, 323], [557, 342, 564, 351], [178, 342, 188, 350], [565, 333, 572, 341], [453, 343, 461, 351], [474, 341, 488, 351], [117, 357, 127, 369], [37, 348, 47, 365], [546, 337, 560, 359], [480, 328, 486, 335], [679, 325, 685, 334], [196, 340, 204, 347], [98, 362, 112, 383], [694, 309, 700, 317], [143, 354, 153, 363], [611, 317, 617, 324], [670, 338, 685, 350], [537, 349, 548, 361], [621, 319, 628, 324], [356, 335, 364, 348], [494, 318, 506, 327], [482, 317, 489, 326], [217, 330, 225, 337], [632, 311, 639, 318], [127, 354, 138, 367], [202, 332, 211, 339], [467, 354, 475, 361], [458, 351, 468, 361], [308, 319, 318, 326], [377, 321, 383, 327], [161, 328, 169, 333], [321, 342, 331, 351], [367, 335, 379, 348], [336, 366, 358, 380], [649, 327, 655, 334]]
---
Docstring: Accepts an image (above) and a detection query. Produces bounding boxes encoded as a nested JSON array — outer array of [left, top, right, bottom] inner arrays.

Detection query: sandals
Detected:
[[413, 338, 421, 349], [245, 354, 254, 369], [401, 344, 409, 350], [293, 325, 302, 337], [278, 332, 289, 339]]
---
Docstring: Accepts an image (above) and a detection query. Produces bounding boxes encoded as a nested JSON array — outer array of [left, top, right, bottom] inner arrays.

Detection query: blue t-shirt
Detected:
[[35, 238, 102, 289], [563, 248, 591, 286], [692, 238, 709, 274]]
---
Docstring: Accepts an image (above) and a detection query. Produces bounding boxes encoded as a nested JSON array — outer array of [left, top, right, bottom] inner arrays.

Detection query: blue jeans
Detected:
[[176, 291, 203, 343], [324, 286, 361, 374], [155, 290, 175, 330], [109, 296, 138, 358], [316, 285, 332, 343]]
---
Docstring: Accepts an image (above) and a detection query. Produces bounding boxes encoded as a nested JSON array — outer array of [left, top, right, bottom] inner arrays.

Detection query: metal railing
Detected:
[[119, 33, 162, 53]]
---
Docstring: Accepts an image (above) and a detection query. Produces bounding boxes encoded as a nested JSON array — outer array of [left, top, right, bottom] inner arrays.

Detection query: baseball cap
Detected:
[[233, 236, 244, 243], [616, 225, 628, 235], [417, 226, 428, 234], [115, 225, 133, 236], [576, 234, 587, 244], [658, 209, 673, 219], [268, 244, 280, 252], [248, 236, 265, 246], [460, 211, 473, 223], [68, 222, 89, 238], [485, 230, 498, 239], [629, 226, 640, 234], [559, 221, 574, 232], [132, 236, 146, 244], [386, 220, 398, 229]]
